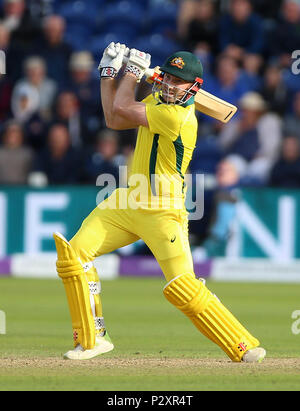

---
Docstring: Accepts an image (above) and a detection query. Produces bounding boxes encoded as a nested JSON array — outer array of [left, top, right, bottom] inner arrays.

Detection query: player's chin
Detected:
[[162, 93, 176, 104]]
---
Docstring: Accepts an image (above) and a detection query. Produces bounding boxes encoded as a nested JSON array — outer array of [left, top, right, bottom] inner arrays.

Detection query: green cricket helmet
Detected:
[[160, 51, 204, 84]]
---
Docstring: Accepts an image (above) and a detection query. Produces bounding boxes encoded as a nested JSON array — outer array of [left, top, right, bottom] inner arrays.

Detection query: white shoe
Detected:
[[242, 347, 266, 363], [63, 333, 114, 360]]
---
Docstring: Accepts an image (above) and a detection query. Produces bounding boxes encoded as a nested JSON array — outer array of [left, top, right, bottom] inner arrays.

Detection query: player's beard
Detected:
[[152, 80, 194, 105]]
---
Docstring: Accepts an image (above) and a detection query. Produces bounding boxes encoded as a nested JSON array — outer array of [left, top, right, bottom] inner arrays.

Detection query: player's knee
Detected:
[[53, 232, 82, 278], [158, 254, 194, 283]]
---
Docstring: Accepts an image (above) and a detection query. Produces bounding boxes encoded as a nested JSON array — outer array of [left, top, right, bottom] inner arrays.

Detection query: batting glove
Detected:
[[98, 42, 129, 78], [124, 48, 151, 82]]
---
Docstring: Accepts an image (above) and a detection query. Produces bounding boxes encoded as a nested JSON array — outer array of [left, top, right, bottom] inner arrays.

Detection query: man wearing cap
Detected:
[[53, 43, 266, 363]]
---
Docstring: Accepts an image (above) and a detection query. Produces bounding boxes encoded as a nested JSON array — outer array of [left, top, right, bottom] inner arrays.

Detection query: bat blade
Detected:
[[194, 89, 237, 123]]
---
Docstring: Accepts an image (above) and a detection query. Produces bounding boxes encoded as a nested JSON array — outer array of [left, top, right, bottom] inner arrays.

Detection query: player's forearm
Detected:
[[113, 74, 136, 114], [100, 76, 140, 130], [113, 74, 148, 127], [100, 77, 117, 128]]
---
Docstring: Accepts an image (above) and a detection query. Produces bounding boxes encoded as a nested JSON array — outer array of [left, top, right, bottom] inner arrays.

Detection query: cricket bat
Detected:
[[144, 66, 237, 123]]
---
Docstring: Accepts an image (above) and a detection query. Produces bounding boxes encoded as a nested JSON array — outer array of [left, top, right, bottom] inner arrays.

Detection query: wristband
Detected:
[[124, 65, 142, 81], [100, 67, 117, 78]]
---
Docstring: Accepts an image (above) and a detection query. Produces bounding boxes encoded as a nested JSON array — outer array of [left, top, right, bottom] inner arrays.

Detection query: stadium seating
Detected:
[[52, 0, 105, 14], [134, 34, 181, 67], [145, 1, 178, 36], [100, 1, 146, 40]]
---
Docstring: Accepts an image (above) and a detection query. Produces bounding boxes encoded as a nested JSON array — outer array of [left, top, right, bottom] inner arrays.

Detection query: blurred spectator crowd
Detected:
[[0, 0, 300, 249]]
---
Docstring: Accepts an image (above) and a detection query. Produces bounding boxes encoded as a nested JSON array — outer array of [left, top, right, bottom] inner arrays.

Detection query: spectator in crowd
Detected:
[[203, 54, 251, 108], [218, 0, 265, 84], [12, 56, 57, 120], [219, 0, 265, 55], [68, 51, 103, 136], [193, 154, 247, 258], [260, 63, 289, 116], [178, 1, 218, 85], [218, 92, 282, 183], [83, 129, 121, 185], [177, 0, 220, 39], [31, 14, 72, 88], [177, 0, 198, 39], [283, 91, 300, 140], [269, 135, 300, 187], [10, 82, 47, 150], [180, 0, 219, 55], [51, 90, 86, 148], [0, 0, 26, 33], [0, 120, 34, 184], [10, 82, 39, 122], [268, 0, 300, 67], [239, 53, 263, 92], [32, 123, 82, 184], [0, 0, 42, 48]]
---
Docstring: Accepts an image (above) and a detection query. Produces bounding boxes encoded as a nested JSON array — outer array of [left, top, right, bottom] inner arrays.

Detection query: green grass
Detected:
[[0, 276, 300, 391]]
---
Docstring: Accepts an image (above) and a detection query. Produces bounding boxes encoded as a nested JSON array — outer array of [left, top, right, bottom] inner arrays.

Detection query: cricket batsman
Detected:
[[53, 42, 266, 362]]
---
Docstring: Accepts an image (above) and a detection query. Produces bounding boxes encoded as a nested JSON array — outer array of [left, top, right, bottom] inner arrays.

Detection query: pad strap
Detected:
[[88, 281, 101, 295], [95, 316, 105, 330]]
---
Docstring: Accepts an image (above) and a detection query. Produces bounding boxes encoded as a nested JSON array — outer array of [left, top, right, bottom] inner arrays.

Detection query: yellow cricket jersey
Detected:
[[128, 93, 198, 209]]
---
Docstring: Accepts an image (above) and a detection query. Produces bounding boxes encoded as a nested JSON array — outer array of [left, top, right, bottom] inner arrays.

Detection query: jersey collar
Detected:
[[158, 95, 195, 107]]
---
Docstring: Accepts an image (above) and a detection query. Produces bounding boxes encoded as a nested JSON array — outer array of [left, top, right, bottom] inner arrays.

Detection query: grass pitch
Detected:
[[0, 276, 300, 391]]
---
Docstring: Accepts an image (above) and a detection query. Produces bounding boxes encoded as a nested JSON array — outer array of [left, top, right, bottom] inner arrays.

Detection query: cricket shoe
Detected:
[[63, 333, 114, 360], [242, 347, 266, 363]]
